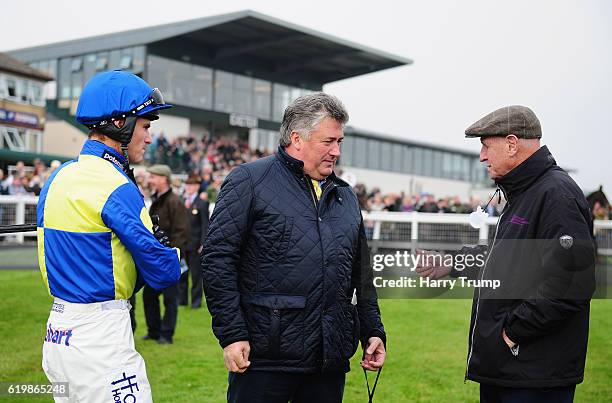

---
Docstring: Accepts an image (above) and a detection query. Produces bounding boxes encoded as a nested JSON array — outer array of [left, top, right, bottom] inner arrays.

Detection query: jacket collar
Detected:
[[276, 146, 349, 188], [496, 145, 556, 202], [80, 139, 127, 172]]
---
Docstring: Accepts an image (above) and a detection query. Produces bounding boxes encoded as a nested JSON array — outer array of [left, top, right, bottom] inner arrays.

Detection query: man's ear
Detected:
[[113, 119, 126, 129], [506, 135, 519, 157], [291, 131, 302, 151]]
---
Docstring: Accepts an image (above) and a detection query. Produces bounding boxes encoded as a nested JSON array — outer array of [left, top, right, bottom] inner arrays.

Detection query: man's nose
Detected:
[[479, 149, 487, 163], [329, 142, 341, 157]]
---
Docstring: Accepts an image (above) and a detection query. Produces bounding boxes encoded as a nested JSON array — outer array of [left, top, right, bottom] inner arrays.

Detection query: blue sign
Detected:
[[0, 108, 40, 128]]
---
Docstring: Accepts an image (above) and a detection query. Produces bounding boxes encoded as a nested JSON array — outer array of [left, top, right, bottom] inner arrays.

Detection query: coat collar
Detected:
[[275, 145, 350, 188], [80, 139, 127, 172], [496, 145, 557, 202]]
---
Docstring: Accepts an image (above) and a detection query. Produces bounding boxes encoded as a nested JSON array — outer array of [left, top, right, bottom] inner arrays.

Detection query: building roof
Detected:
[[7, 10, 411, 87], [0, 52, 52, 81]]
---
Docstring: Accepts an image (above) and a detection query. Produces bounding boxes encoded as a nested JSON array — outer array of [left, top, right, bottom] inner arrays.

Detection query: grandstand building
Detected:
[[7, 10, 489, 197]]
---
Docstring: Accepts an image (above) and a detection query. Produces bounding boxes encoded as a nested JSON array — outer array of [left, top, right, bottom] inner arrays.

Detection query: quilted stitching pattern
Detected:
[[202, 150, 385, 372]]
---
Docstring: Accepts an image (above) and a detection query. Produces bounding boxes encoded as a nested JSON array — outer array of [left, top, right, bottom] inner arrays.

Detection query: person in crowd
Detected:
[[178, 175, 209, 309], [142, 164, 189, 345], [418, 194, 439, 213]]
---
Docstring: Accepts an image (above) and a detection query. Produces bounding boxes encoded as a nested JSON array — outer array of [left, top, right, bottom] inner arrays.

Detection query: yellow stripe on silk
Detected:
[[43, 155, 128, 233]]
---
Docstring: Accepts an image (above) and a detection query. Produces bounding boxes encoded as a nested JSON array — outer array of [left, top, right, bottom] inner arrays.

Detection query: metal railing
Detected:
[[1, 196, 611, 256]]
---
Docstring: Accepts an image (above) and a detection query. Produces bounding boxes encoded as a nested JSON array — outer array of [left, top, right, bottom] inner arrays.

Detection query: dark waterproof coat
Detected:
[[457, 146, 596, 388], [202, 147, 385, 373], [185, 197, 209, 252], [150, 189, 189, 255]]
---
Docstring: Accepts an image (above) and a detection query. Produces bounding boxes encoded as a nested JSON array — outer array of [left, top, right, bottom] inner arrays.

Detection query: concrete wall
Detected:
[[42, 120, 86, 158]]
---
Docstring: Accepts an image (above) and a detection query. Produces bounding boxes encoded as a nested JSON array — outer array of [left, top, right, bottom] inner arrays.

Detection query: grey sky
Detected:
[[3, 0, 611, 194]]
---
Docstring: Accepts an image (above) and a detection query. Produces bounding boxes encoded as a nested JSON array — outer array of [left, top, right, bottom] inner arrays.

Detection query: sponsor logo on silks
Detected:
[[509, 215, 529, 226], [102, 151, 125, 170], [111, 372, 139, 402], [44, 323, 73, 346], [559, 235, 573, 249], [51, 302, 64, 313]]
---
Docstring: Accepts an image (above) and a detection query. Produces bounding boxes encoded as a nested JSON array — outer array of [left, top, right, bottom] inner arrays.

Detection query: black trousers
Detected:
[[128, 295, 137, 332], [227, 370, 345, 403], [142, 284, 178, 340], [178, 249, 203, 307], [480, 384, 576, 403]]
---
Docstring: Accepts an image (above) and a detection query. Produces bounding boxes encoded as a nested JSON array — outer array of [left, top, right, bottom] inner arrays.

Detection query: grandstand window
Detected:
[[422, 148, 434, 176], [353, 136, 367, 168], [272, 83, 292, 121], [58, 58, 71, 100], [340, 135, 354, 166], [413, 147, 424, 175], [402, 145, 414, 174], [380, 141, 392, 171], [452, 154, 462, 180], [367, 139, 381, 170], [214, 70, 234, 113], [461, 156, 471, 181], [131, 46, 145, 74], [432, 151, 443, 178], [95, 54, 108, 70], [83, 54, 97, 85], [191, 65, 213, 109], [48, 59, 57, 79], [71, 72, 83, 98], [253, 79, 271, 120], [234, 74, 254, 115], [70, 57, 82, 72], [107, 50, 121, 70], [392, 144, 403, 172], [119, 55, 133, 70], [441, 152, 452, 179]]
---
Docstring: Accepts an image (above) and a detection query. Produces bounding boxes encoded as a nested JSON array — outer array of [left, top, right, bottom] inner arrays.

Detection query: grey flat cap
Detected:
[[465, 105, 542, 138], [146, 164, 172, 178]]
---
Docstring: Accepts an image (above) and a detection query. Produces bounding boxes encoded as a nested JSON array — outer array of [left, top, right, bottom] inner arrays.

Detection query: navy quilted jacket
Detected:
[[202, 146, 385, 373]]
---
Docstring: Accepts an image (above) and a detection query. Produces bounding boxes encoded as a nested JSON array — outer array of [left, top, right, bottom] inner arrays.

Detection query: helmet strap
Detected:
[[121, 142, 137, 184]]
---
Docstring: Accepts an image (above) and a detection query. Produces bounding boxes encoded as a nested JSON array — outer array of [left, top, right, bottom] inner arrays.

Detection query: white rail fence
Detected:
[[1, 195, 612, 256]]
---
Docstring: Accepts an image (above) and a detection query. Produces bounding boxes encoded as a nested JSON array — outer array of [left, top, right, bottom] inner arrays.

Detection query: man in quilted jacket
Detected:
[[202, 92, 386, 403]]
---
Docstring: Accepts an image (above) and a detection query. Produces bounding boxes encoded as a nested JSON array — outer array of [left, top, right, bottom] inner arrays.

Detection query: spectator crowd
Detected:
[[1, 134, 611, 221]]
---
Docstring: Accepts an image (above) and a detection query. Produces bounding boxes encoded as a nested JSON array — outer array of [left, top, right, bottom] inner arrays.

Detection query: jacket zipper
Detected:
[[464, 207, 506, 382], [304, 175, 327, 369]]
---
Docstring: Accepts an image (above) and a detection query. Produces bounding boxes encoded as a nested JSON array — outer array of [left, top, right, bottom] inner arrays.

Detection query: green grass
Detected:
[[0, 270, 611, 402]]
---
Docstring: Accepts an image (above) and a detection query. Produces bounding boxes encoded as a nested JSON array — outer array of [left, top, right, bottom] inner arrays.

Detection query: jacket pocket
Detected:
[[335, 298, 360, 360], [255, 215, 294, 263], [244, 293, 306, 360]]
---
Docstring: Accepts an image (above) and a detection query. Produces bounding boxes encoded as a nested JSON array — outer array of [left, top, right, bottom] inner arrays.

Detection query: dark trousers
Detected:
[[480, 384, 576, 403], [128, 295, 137, 332], [227, 370, 345, 403], [142, 284, 178, 340], [178, 249, 203, 307]]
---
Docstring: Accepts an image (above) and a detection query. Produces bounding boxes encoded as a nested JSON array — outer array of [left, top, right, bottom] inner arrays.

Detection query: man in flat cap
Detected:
[[417, 106, 596, 402]]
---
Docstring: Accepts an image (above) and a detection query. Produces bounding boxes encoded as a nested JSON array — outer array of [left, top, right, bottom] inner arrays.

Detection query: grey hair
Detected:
[[279, 92, 349, 147]]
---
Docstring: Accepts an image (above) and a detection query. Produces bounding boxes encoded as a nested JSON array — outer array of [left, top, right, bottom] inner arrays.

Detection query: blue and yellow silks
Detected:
[[37, 140, 180, 303]]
